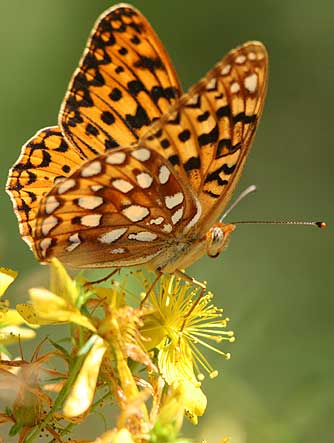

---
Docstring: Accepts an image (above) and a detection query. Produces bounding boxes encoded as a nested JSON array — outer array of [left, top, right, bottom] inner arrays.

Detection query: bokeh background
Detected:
[[1, 0, 333, 442]]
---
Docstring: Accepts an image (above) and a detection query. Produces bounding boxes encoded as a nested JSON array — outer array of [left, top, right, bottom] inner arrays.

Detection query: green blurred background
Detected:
[[1, 0, 333, 442]]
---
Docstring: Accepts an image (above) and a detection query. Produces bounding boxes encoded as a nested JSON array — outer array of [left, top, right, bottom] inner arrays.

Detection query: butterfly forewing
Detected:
[[6, 127, 86, 249], [60, 4, 182, 159], [140, 41, 268, 231], [34, 147, 198, 268]]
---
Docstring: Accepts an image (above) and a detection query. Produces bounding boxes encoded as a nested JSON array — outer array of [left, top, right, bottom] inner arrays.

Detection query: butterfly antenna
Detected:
[[230, 220, 326, 228], [220, 184, 257, 221], [220, 185, 326, 229]]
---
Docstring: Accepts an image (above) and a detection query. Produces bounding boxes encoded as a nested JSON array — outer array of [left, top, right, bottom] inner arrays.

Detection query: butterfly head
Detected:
[[206, 223, 236, 258]]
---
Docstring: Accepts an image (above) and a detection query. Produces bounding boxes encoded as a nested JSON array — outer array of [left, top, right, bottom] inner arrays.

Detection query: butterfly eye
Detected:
[[206, 223, 236, 258]]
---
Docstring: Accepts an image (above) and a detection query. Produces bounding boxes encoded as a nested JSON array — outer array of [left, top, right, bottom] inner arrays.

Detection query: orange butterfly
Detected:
[[7, 4, 268, 276]]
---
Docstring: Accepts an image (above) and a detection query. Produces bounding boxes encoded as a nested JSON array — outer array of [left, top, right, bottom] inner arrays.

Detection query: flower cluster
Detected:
[[0, 260, 234, 442]]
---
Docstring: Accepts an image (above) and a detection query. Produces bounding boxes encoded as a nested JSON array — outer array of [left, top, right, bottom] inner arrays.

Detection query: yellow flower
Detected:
[[63, 336, 107, 418], [141, 274, 234, 422], [0, 267, 35, 345], [63, 276, 152, 421], [0, 267, 17, 298], [16, 259, 95, 332]]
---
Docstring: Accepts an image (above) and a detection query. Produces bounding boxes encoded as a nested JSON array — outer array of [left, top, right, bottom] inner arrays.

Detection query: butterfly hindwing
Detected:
[[60, 4, 182, 159], [34, 147, 199, 268]]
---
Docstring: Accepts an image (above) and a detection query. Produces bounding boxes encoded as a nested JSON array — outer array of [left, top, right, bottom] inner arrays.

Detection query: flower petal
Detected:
[[0, 326, 36, 344], [49, 258, 78, 305], [63, 337, 107, 417], [0, 268, 17, 298], [28, 288, 96, 331], [178, 379, 207, 425]]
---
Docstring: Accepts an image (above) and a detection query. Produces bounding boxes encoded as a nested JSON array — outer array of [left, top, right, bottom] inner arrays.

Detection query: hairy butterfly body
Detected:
[[7, 4, 268, 273]]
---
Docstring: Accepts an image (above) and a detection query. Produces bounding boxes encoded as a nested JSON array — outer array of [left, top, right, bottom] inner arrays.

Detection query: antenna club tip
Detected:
[[315, 221, 327, 229]]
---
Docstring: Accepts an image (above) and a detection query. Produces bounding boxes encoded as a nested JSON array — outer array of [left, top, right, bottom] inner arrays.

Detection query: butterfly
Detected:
[[6, 4, 268, 276]]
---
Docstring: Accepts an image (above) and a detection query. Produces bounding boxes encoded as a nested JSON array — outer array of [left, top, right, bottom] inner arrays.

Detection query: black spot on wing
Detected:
[[134, 55, 164, 72], [161, 139, 170, 149], [232, 112, 257, 124], [184, 156, 201, 172], [168, 155, 180, 166], [109, 88, 122, 101], [198, 124, 219, 147], [125, 105, 151, 129], [127, 80, 146, 96], [197, 110, 210, 122], [101, 111, 116, 125], [178, 129, 191, 142], [216, 140, 241, 158], [86, 124, 99, 136], [204, 162, 236, 185], [39, 150, 52, 168], [216, 105, 230, 119]]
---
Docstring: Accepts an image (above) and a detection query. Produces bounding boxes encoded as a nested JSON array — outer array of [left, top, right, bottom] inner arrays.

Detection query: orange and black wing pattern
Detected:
[[140, 42, 268, 231], [6, 127, 84, 249], [60, 4, 182, 158]]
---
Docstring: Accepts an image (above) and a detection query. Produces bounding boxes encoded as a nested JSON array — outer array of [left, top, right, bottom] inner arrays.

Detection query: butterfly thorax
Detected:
[[152, 222, 236, 273]]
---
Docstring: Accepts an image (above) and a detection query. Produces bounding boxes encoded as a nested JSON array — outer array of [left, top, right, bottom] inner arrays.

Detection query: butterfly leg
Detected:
[[84, 269, 119, 288], [140, 270, 163, 307], [174, 269, 207, 331]]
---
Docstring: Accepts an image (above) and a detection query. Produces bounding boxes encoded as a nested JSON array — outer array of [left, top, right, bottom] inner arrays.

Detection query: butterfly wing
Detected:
[[7, 4, 183, 253], [139, 41, 268, 232], [33, 147, 199, 268], [6, 127, 85, 249], [60, 4, 182, 158]]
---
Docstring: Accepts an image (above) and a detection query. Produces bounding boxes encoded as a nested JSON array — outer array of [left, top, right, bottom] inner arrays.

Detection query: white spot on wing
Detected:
[[244, 73, 258, 93], [187, 94, 199, 105], [171, 207, 184, 225], [165, 192, 184, 209], [45, 196, 60, 214], [81, 161, 102, 177], [248, 51, 256, 60], [235, 54, 246, 64], [77, 196, 103, 210], [111, 248, 125, 254], [40, 238, 52, 258], [80, 214, 102, 227], [57, 178, 76, 194], [128, 231, 157, 242], [42, 215, 58, 236], [136, 172, 153, 189], [206, 78, 217, 90], [98, 227, 127, 244], [158, 165, 170, 185], [91, 184, 104, 192], [162, 224, 172, 233], [150, 217, 164, 225], [221, 64, 231, 75], [131, 148, 151, 162], [66, 233, 81, 252], [106, 152, 126, 165], [122, 205, 149, 222], [112, 179, 134, 193], [54, 176, 66, 185], [230, 82, 240, 93]]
